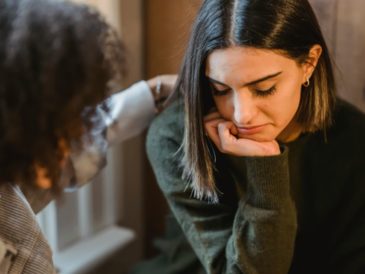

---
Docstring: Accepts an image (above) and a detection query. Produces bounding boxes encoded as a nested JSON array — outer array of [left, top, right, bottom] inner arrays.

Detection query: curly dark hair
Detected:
[[0, 0, 125, 193]]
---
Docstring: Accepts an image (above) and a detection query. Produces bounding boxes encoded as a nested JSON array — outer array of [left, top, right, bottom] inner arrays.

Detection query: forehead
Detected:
[[205, 46, 297, 79]]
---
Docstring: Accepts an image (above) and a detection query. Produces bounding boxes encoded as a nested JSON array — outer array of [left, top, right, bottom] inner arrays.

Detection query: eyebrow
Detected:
[[206, 71, 282, 87]]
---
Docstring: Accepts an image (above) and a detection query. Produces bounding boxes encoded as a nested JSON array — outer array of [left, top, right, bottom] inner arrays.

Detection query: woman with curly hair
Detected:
[[0, 0, 175, 272]]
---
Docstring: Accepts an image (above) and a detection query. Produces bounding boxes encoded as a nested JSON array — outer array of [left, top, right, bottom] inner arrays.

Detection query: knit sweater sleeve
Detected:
[[146, 102, 297, 274]]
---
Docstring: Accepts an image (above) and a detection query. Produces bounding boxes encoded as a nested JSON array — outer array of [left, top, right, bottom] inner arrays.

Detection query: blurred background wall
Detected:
[[143, 0, 202, 258], [310, 0, 365, 111]]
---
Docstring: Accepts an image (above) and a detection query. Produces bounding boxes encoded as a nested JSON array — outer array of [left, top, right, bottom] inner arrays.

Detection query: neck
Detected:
[[277, 120, 303, 143]]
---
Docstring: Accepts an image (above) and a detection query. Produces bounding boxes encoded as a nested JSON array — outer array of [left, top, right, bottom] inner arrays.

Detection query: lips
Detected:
[[236, 124, 267, 135]]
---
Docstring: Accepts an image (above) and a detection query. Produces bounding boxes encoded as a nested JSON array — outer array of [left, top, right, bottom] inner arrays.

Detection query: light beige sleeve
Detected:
[[106, 80, 156, 144]]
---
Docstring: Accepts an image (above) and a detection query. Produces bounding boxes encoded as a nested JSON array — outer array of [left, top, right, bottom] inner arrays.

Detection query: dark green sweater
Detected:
[[133, 98, 365, 274]]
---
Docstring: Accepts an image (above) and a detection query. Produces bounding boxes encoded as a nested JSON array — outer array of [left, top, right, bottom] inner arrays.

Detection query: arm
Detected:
[[106, 74, 177, 144], [65, 81, 154, 188], [146, 106, 297, 274], [104, 80, 156, 144], [69, 75, 176, 187], [23, 77, 175, 212]]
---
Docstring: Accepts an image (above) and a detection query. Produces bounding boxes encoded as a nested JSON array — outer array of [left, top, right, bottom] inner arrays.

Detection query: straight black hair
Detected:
[[176, 0, 336, 202]]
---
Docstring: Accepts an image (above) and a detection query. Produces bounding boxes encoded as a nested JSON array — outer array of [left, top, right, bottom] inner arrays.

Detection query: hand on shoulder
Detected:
[[147, 74, 177, 112]]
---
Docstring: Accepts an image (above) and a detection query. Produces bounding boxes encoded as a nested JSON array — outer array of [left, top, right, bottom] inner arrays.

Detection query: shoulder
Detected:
[[146, 99, 187, 193], [146, 99, 185, 164], [328, 98, 365, 145], [316, 98, 365, 167], [332, 99, 365, 131]]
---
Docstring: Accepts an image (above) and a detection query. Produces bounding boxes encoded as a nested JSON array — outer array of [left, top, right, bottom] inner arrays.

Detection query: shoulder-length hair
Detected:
[[175, 0, 336, 202]]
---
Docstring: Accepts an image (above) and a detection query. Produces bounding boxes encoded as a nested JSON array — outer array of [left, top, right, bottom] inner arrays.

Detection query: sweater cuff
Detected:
[[106, 81, 155, 144], [243, 146, 291, 209]]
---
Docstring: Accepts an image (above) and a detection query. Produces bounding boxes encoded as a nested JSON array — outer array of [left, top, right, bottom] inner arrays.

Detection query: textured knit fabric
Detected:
[[133, 98, 365, 274]]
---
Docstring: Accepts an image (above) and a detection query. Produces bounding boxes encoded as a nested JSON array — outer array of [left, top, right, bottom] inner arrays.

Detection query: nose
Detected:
[[232, 91, 256, 126]]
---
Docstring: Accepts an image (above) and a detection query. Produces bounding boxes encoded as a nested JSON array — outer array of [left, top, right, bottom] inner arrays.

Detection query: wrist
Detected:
[[147, 77, 163, 112]]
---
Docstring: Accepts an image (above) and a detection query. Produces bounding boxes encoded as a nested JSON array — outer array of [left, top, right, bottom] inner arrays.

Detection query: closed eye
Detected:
[[253, 85, 277, 97]]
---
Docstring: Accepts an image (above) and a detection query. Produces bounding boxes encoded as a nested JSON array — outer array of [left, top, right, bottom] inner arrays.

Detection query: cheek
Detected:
[[258, 81, 301, 124], [273, 82, 302, 123], [286, 80, 303, 111], [213, 96, 233, 120]]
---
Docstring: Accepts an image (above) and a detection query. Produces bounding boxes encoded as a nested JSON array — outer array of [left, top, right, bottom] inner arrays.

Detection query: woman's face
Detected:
[[205, 46, 309, 142]]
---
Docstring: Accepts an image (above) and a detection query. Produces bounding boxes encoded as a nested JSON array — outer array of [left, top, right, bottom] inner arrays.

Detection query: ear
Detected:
[[302, 44, 322, 82]]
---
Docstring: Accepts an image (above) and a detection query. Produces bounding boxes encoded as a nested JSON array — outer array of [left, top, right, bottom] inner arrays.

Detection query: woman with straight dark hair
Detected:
[[133, 0, 365, 273]]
